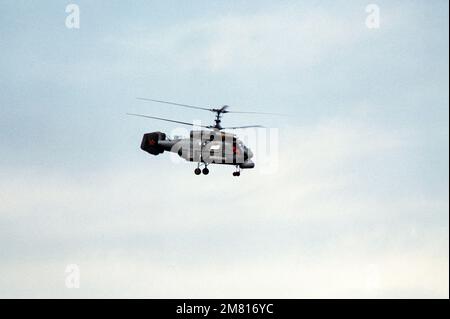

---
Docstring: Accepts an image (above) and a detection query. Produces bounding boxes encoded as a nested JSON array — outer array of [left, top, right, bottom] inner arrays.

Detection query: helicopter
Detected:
[[128, 98, 282, 176]]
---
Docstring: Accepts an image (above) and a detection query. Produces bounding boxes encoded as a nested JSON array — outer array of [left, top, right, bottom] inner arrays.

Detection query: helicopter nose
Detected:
[[245, 148, 254, 160]]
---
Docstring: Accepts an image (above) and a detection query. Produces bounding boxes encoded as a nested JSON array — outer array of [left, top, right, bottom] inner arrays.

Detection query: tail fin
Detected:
[[141, 132, 166, 155]]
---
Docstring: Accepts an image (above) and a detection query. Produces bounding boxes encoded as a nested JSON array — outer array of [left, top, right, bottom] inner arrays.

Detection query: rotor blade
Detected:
[[127, 113, 210, 128], [221, 125, 265, 129], [225, 110, 288, 116], [136, 97, 213, 112], [219, 105, 230, 112]]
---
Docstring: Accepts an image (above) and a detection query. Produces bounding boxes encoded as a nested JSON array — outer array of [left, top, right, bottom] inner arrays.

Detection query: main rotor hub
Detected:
[[132, 98, 266, 131], [211, 105, 229, 130]]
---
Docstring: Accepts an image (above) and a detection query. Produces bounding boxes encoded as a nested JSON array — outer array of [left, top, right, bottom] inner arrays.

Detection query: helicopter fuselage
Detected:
[[141, 129, 255, 169], [130, 97, 273, 175]]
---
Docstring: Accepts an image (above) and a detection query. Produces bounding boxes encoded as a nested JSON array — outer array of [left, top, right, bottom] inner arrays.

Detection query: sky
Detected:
[[0, 0, 448, 298]]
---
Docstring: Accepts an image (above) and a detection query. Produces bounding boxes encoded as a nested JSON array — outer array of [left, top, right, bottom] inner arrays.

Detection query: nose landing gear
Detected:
[[194, 164, 242, 176]]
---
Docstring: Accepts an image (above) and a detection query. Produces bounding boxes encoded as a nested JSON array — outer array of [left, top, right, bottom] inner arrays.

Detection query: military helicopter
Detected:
[[128, 98, 282, 176]]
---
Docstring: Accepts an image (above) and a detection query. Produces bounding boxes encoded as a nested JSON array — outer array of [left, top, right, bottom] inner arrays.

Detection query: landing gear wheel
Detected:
[[202, 168, 209, 175], [233, 171, 241, 176], [194, 168, 201, 175]]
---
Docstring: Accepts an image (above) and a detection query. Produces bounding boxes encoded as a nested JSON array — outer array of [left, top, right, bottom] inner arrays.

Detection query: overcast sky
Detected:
[[0, 0, 448, 298]]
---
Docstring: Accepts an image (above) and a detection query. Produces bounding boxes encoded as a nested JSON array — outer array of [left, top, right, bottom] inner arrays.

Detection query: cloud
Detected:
[[0, 1, 447, 298], [102, 6, 365, 74], [0, 117, 447, 298]]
